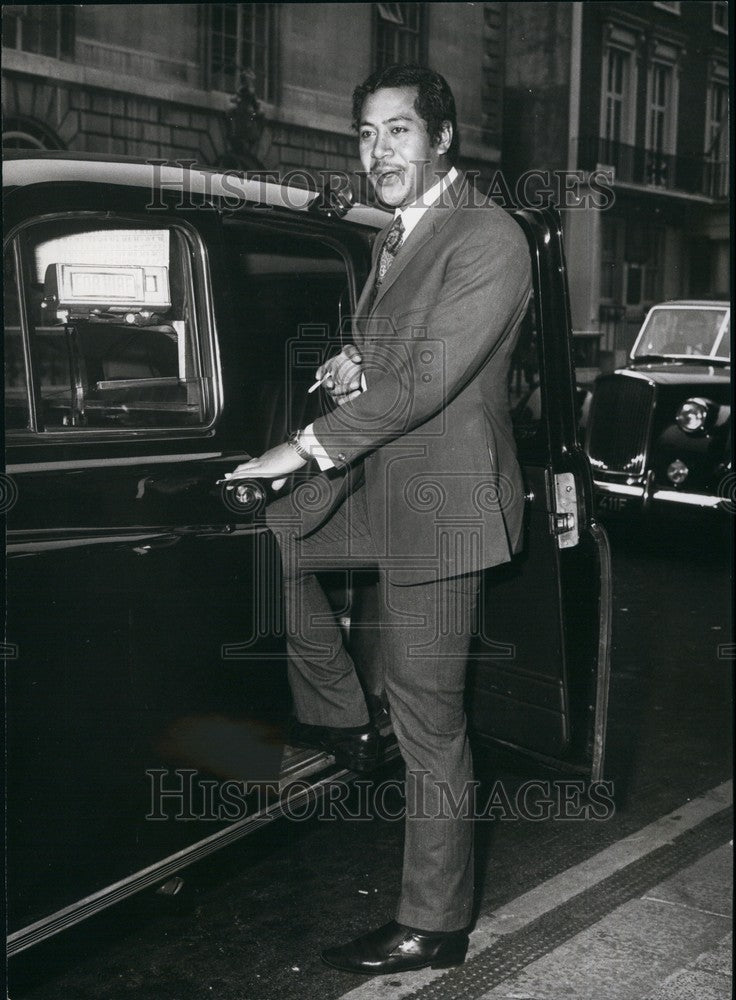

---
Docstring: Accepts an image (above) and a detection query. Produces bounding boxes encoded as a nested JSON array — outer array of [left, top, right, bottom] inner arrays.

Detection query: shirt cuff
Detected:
[[300, 373, 367, 470], [300, 423, 335, 470]]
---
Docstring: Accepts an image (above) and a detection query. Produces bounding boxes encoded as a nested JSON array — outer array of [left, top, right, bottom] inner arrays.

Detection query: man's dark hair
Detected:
[[352, 64, 460, 165]]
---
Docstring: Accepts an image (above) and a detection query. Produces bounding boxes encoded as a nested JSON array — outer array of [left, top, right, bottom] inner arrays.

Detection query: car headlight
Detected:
[[667, 460, 689, 485], [675, 397, 712, 433]]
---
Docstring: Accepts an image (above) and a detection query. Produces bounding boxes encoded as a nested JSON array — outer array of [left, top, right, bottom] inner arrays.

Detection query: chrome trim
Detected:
[[586, 375, 656, 477], [6, 452, 227, 473], [615, 369, 657, 386], [652, 489, 726, 508], [595, 482, 645, 497], [7, 531, 178, 556], [589, 521, 612, 783], [7, 739, 401, 956], [595, 480, 726, 509], [712, 310, 731, 357], [641, 470, 656, 508]]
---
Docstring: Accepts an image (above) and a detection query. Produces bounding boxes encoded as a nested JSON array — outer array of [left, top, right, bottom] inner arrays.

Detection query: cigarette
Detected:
[[308, 374, 329, 393]]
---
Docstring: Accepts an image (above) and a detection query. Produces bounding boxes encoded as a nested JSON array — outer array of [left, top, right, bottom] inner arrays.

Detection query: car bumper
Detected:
[[594, 479, 729, 514]]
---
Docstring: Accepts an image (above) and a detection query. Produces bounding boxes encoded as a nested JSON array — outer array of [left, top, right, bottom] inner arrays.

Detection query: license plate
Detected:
[[597, 493, 633, 512]]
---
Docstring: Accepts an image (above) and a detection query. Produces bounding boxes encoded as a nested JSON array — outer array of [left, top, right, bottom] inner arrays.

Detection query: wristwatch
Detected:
[[287, 430, 311, 461]]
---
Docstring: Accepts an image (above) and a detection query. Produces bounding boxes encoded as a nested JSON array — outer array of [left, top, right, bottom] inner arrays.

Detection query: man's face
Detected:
[[358, 86, 451, 209]]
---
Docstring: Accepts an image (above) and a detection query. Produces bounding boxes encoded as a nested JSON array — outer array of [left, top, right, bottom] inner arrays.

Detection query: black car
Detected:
[[585, 301, 731, 516], [3, 152, 611, 955]]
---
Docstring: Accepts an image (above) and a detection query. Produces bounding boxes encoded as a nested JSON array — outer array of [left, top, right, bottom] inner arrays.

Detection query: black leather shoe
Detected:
[[321, 920, 469, 975], [287, 718, 381, 773]]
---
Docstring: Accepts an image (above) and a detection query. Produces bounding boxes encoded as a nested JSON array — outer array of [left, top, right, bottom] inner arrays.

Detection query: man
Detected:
[[227, 64, 532, 974]]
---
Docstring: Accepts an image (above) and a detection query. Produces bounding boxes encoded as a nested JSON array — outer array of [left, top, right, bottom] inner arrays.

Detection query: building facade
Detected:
[[504, 0, 730, 369], [1, 3, 506, 185], [3, 2, 729, 372]]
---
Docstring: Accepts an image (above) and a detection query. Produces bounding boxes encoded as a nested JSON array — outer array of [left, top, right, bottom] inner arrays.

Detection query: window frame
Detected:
[[653, 1, 681, 13], [646, 60, 676, 154], [704, 63, 729, 199], [373, 2, 427, 70], [599, 26, 639, 148], [644, 41, 680, 185], [712, 1, 728, 33], [623, 221, 665, 309], [4, 212, 222, 441], [599, 215, 622, 306], [205, 3, 278, 101], [601, 45, 636, 145], [1, 4, 75, 59]]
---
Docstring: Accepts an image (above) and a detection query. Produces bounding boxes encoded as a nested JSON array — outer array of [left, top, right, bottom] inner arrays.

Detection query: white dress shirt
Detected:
[[301, 167, 459, 470]]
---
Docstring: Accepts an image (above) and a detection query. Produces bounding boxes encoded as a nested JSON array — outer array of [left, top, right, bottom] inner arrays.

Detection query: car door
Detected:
[[466, 207, 612, 781], [3, 176, 360, 952]]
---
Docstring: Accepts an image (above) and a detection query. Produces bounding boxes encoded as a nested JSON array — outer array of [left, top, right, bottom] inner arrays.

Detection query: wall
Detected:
[[503, 1, 573, 181], [2, 3, 505, 184], [75, 4, 201, 86]]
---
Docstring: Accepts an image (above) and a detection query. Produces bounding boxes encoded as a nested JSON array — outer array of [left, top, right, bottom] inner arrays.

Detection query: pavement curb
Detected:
[[337, 780, 733, 1000]]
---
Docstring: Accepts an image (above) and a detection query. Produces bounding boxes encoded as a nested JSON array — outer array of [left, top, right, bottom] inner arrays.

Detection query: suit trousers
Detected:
[[272, 484, 481, 931]]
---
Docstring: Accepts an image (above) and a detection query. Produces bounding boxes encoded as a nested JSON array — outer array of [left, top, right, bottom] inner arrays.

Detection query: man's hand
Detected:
[[316, 344, 363, 405], [224, 443, 306, 492]]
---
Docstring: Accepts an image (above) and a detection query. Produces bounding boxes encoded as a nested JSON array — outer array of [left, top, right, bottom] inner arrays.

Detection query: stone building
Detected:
[[1, 3, 506, 184], [2, 2, 729, 369], [504, 0, 730, 368]]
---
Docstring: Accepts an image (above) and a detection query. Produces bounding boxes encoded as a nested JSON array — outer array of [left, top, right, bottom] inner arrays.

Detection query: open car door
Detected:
[[466, 208, 612, 781]]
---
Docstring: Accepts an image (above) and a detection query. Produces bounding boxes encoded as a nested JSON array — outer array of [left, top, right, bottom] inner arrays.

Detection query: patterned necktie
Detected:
[[374, 214, 405, 293]]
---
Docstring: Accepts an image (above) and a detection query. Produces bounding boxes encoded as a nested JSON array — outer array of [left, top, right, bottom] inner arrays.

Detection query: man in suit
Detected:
[[227, 64, 531, 974]]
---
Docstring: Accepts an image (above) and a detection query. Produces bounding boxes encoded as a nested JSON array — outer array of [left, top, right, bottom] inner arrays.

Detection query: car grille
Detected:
[[586, 375, 654, 476]]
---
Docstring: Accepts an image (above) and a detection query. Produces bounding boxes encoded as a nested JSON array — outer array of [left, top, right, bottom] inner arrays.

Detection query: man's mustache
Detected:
[[370, 161, 431, 177]]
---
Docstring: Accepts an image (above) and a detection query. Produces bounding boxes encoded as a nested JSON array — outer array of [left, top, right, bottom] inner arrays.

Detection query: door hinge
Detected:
[[549, 472, 580, 549]]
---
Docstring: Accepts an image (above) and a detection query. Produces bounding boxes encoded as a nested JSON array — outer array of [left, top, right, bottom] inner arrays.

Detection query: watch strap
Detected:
[[287, 431, 311, 461]]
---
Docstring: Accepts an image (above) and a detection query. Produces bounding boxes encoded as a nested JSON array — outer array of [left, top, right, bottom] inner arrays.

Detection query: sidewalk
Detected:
[[338, 781, 733, 1000], [476, 843, 732, 1000]]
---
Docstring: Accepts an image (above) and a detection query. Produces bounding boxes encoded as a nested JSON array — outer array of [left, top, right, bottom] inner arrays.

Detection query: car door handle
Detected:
[[218, 479, 268, 515]]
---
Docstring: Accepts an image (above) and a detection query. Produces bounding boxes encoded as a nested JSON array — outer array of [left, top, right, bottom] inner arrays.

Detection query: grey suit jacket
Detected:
[[268, 173, 532, 584]]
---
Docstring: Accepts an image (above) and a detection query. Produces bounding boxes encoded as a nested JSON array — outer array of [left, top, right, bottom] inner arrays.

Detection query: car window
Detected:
[[222, 221, 351, 455], [632, 307, 730, 360], [5, 218, 216, 433]]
